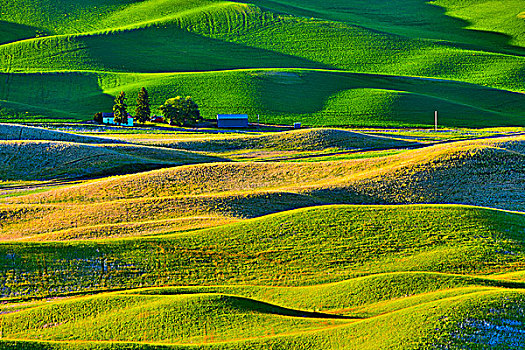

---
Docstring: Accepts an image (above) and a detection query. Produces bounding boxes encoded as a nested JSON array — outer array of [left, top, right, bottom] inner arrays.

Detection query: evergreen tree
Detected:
[[93, 112, 103, 124], [113, 91, 128, 125], [135, 87, 151, 124]]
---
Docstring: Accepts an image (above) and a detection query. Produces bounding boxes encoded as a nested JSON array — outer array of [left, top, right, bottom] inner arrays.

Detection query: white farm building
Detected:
[[102, 113, 134, 126]]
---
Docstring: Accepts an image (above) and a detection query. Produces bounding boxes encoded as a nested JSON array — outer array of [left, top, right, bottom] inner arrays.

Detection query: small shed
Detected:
[[102, 113, 134, 127], [217, 114, 249, 128]]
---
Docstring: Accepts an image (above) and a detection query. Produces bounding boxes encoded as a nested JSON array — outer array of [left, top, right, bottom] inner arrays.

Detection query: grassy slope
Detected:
[[329, 136, 525, 211], [3, 293, 349, 344], [8, 134, 523, 202], [3, 289, 525, 349], [435, 0, 525, 48], [3, 204, 525, 347], [0, 140, 224, 181], [144, 128, 417, 152], [1, 204, 525, 297], [0, 123, 124, 143], [3, 69, 524, 126], [1, 1, 525, 347], [0, 0, 524, 126], [0, 136, 522, 240], [245, 0, 525, 53], [0, 0, 141, 35], [3, 282, 525, 348]]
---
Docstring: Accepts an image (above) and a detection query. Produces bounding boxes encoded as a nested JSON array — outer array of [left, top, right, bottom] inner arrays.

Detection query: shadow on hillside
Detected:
[[0, 71, 114, 119], [0, 21, 44, 45], [238, 0, 525, 56], [84, 25, 330, 73], [210, 190, 387, 219]]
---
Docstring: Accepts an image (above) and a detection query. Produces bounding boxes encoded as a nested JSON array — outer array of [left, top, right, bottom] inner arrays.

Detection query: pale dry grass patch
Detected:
[[0, 140, 222, 181]]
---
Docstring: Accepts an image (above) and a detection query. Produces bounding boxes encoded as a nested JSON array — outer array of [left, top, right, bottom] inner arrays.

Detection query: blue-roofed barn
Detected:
[[217, 114, 249, 128]]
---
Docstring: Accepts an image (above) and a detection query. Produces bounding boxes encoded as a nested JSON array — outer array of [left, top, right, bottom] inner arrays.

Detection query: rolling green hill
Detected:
[[2, 1, 525, 348], [0, 0, 524, 126], [2, 204, 525, 295], [3, 203, 525, 348], [0, 132, 523, 347], [3, 282, 525, 348]]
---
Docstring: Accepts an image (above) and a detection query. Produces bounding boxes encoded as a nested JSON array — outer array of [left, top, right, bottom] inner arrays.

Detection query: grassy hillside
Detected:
[[10, 135, 523, 209], [0, 123, 121, 143], [2, 1, 525, 347], [3, 292, 350, 344], [0, 0, 524, 126], [3, 69, 525, 126], [1, 135, 522, 242], [435, 0, 525, 48], [3, 282, 525, 348], [330, 136, 525, 211], [2, 203, 525, 347], [2, 204, 525, 297], [246, 0, 525, 53], [0, 140, 224, 181], [3, 288, 525, 349], [145, 128, 417, 152]]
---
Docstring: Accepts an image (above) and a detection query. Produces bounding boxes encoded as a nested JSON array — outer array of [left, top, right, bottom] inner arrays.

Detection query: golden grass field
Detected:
[[0, 123, 524, 349]]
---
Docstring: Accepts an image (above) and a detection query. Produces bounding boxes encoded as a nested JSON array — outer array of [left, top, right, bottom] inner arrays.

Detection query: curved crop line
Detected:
[[0, 2, 251, 50]]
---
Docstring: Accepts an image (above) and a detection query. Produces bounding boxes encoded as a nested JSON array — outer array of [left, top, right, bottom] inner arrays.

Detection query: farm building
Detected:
[[102, 113, 134, 126], [217, 114, 249, 128]]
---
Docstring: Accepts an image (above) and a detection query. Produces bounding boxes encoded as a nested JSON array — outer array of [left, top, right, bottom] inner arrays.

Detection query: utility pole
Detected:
[[434, 111, 438, 132]]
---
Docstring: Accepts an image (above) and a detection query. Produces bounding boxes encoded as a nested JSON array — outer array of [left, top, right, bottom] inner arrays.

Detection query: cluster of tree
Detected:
[[93, 87, 201, 127], [159, 96, 202, 127]]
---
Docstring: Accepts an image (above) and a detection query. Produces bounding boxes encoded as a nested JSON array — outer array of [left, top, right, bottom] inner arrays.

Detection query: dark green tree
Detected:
[[113, 91, 128, 125], [93, 112, 103, 124], [159, 96, 202, 126], [135, 87, 151, 124]]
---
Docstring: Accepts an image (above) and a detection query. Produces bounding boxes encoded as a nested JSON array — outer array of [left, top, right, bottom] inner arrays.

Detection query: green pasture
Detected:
[[240, 0, 525, 53], [3, 282, 525, 348], [1, 205, 525, 298], [1, 69, 524, 126], [0, 0, 524, 126]]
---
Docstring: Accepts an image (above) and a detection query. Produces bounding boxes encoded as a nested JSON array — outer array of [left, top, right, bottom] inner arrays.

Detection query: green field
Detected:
[[2, 1, 525, 348], [3, 201, 525, 348], [0, 0, 524, 126]]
